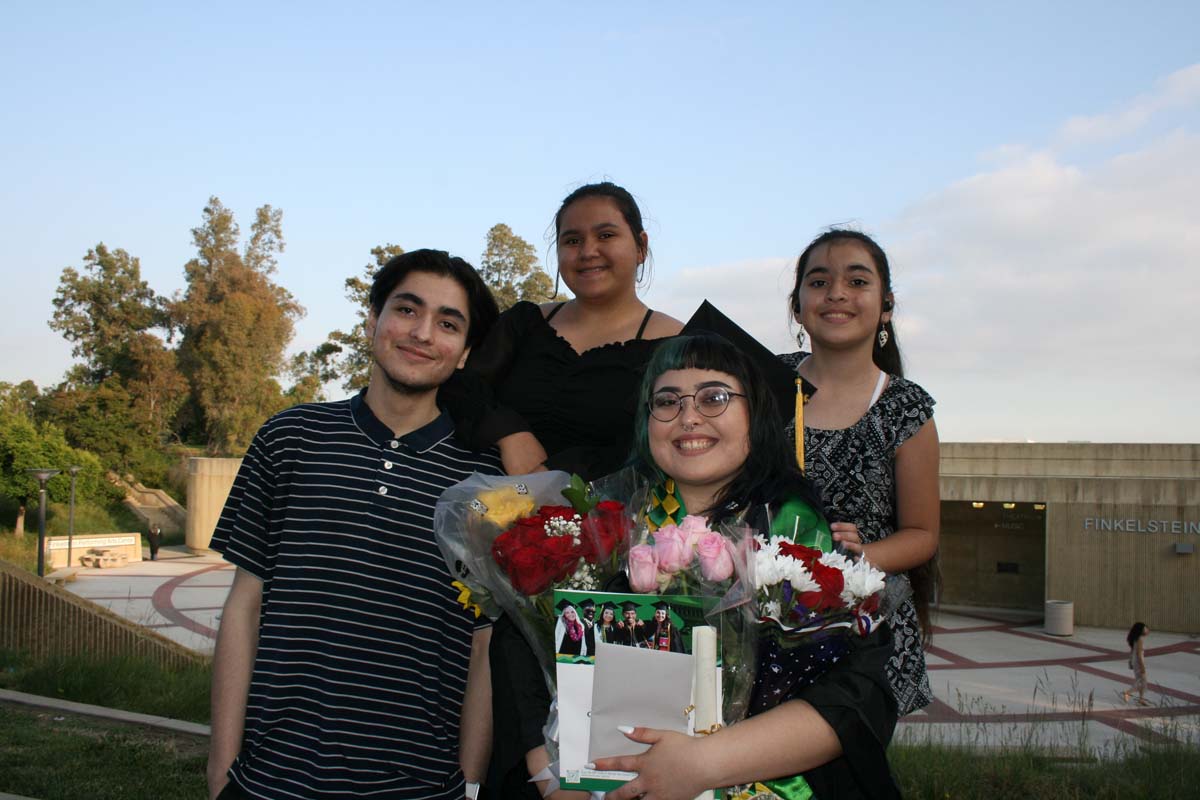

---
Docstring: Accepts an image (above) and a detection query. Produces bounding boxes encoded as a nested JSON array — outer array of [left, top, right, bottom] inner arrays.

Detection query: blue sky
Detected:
[[4, 2, 1198, 442]]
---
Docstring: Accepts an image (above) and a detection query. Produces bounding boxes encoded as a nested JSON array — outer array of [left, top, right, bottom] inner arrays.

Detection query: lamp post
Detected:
[[67, 465, 81, 569], [26, 468, 61, 578]]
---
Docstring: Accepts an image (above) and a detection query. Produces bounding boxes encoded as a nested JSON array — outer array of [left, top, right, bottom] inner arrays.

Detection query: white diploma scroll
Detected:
[[691, 625, 718, 800]]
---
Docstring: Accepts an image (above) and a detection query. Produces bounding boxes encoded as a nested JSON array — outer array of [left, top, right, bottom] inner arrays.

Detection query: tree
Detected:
[[0, 411, 111, 536], [50, 244, 162, 383], [171, 197, 303, 454], [285, 341, 342, 404], [46, 244, 186, 477], [0, 381, 39, 419], [38, 379, 143, 471], [479, 224, 558, 311], [120, 332, 189, 442], [295, 244, 404, 394]]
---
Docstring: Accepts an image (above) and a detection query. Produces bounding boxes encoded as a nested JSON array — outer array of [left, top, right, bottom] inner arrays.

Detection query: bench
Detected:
[[44, 568, 78, 586]]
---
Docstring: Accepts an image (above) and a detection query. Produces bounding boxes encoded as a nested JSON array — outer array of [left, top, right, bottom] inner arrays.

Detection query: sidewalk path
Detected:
[[63, 551, 1200, 753], [63, 545, 233, 655], [897, 606, 1200, 754]]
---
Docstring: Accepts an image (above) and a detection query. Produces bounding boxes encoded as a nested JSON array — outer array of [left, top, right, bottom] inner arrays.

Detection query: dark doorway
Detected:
[[939, 500, 1046, 610]]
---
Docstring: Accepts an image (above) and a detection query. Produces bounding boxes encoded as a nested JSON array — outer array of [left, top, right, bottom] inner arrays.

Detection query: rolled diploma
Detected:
[[692, 625, 718, 800]]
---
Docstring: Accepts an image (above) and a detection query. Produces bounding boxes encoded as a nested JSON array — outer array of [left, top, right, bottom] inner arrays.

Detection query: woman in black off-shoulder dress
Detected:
[[442, 182, 682, 799]]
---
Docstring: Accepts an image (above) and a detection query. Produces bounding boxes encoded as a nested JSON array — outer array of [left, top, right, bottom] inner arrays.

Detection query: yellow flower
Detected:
[[478, 486, 536, 528], [452, 580, 483, 619]]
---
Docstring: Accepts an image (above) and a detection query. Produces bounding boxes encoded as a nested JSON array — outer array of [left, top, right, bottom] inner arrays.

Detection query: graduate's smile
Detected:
[[673, 435, 718, 454]]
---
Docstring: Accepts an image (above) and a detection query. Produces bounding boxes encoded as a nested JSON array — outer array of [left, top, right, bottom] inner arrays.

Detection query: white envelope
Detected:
[[588, 641, 695, 760]]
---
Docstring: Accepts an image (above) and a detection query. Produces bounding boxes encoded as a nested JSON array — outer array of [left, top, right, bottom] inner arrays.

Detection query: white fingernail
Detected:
[[617, 725, 635, 734], [584, 762, 596, 769]]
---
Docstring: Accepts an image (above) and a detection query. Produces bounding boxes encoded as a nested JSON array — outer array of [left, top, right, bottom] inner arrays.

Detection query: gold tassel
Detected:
[[795, 377, 805, 473]]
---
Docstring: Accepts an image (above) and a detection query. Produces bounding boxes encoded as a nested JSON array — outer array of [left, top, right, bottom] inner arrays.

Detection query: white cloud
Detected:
[[1056, 62, 1200, 145], [886, 129, 1200, 441], [644, 257, 800, 356], [648, 68, 1200, 443]]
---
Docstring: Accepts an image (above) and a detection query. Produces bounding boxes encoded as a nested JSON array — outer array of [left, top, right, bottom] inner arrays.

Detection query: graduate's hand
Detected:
[[831, 522, 863, 556], [591, 726, 708, 800]]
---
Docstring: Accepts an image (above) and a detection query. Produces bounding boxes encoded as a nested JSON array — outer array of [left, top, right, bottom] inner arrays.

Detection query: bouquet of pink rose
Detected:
[[614, 502, 762, 728], [627, 514, 740, 593]]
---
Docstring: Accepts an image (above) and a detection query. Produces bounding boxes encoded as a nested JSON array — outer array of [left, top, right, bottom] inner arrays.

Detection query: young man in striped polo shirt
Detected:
[[207, 250, 501, 800]]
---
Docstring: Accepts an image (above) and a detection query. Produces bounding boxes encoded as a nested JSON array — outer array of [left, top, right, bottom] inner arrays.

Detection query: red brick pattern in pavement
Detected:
[[912, 609, 1200, 743]]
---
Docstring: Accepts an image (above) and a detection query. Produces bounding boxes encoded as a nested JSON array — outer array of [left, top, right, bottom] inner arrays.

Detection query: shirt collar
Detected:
[[350, 389, 455, 453]]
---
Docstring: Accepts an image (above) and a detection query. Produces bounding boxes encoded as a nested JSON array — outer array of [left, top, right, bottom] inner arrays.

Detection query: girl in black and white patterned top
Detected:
[[783, 229, 941, 716]]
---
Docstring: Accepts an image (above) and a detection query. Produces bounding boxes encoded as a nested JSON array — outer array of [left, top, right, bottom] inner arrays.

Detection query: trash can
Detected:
[[1044, 600, 1074, 636]]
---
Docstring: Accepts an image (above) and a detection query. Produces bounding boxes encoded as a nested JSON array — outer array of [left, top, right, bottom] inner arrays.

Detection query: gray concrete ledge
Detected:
[[0, 688, 210, 737]]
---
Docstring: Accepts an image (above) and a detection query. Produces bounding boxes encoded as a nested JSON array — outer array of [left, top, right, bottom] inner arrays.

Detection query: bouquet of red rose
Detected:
[[434, 471, 634, 684]]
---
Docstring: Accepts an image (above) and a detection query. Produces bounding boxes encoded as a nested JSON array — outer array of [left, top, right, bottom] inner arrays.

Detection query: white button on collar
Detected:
[[389, 440, 399, 449]]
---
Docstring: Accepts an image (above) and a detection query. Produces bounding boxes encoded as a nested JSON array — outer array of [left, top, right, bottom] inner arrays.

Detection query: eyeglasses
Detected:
[[648, 387, 746, 422]]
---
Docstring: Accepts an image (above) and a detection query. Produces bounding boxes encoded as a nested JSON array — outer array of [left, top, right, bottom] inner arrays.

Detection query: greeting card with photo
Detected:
[[554, 589, 723, 793]]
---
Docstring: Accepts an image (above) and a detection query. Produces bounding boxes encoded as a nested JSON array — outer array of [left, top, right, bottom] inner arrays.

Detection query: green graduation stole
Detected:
[[645, 478, 686, 532]]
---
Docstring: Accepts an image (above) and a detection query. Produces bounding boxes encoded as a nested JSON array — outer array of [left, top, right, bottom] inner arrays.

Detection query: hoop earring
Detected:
[[636, 261, 645, 285], [878, 324, 889, 348]]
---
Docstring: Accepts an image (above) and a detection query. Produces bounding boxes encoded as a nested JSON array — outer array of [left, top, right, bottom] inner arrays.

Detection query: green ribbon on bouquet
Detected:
[[764, 774, 815, 799], [729, 775, 814, 800]]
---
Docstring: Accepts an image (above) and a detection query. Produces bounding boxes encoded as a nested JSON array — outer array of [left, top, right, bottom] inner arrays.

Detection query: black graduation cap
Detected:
[[619, 600, 641, 613], [652, 600, 672, 612], [579, 598, 596, 609], [555, 598, 576, 612], [680, 300, 815, 425], [600, 601, 618, 612]]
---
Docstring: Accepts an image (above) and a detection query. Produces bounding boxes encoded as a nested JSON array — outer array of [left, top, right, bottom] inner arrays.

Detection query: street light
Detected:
[[67, 465, 82, 569], [26, 468, 61, 578]]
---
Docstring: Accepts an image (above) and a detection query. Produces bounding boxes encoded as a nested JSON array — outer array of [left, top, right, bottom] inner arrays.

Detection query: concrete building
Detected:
[[939, 443, 1200, 634], [188, 442, 1200, 632]]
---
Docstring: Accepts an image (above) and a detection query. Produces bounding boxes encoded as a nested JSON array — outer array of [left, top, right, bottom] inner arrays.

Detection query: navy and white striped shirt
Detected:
[[212, 393, 502, 799]]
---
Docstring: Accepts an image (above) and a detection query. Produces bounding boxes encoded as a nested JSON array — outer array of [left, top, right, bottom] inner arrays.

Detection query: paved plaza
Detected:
[[61, 546, 1200, 753]]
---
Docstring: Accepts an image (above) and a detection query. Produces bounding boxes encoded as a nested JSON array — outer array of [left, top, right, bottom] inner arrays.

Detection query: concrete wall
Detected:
[[939, 443, 1200, 633], [186, 458, 242, 552], [45, 533, 141, 569], [940, 442, 1200, 479]]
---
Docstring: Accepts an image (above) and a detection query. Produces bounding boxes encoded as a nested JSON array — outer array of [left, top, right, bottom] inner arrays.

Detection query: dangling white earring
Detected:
[[878, 325, 889, 348], [796, 325, 807, 349]]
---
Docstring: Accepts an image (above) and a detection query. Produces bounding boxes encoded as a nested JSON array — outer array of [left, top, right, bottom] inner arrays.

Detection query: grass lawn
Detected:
[[1, 694, 1195, 799], [0, 649, 211, 725], [891, 740, 1198, 799], [0, 702, 208, 800]]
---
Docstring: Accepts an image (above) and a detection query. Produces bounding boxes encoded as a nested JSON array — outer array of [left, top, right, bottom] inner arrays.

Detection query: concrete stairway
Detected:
[[107, 473, 187, 535]]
